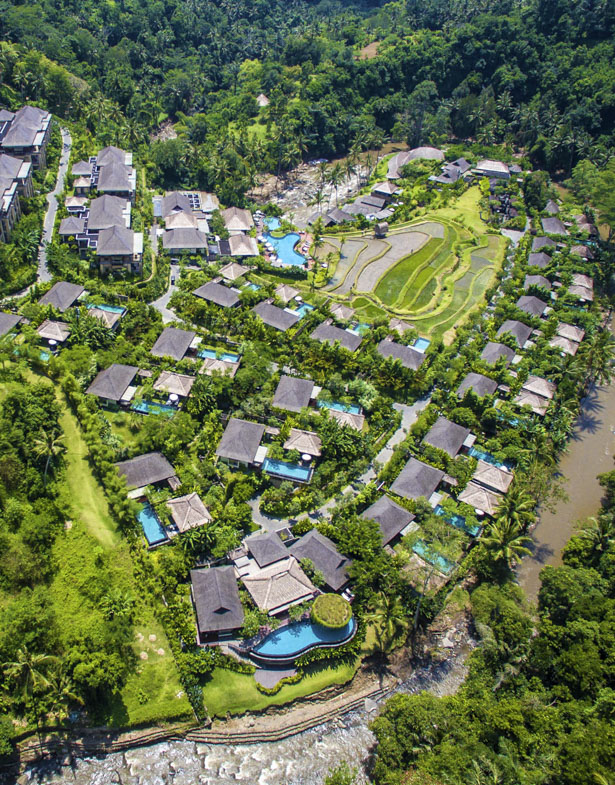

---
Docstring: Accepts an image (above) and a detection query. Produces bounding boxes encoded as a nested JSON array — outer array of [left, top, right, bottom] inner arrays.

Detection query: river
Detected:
[[517, 361, 615, 599], [14, 333, 615, 785]]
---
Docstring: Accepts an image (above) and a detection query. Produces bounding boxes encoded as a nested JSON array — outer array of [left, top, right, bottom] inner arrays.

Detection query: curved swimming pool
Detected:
[[251, 617, 356, 662], [264, 231, 307, 267]]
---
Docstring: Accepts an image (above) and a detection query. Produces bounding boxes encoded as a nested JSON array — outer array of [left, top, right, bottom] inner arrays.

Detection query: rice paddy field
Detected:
[[317, 187, 507, 341]]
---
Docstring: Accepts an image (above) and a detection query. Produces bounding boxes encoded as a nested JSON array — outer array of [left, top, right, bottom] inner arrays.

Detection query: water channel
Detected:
[[15, 328, 615, 785]]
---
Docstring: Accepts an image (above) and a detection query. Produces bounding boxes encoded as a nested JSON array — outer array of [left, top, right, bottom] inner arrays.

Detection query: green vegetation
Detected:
[[311, 594, 353, 629], [203, 660, 357, 718]]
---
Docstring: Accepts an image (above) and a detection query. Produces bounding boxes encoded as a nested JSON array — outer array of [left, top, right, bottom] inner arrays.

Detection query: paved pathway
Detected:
[[248, 394, 432, 531], [38, 127, 72, 282], [150, 228, 180, 322]]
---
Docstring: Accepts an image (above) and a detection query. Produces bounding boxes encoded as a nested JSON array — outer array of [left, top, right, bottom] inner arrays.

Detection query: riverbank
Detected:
[[517, 319, 615, 600]]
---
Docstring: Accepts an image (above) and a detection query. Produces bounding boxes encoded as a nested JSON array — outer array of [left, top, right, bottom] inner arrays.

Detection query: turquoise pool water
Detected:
[[39, 350, 51, 362], [132, 400, 176, 417], [138, 504, 168, 546], [244, 283, 260, 291], [467, 446, 512, 470], [198, 348, 241, 363], [349, 322, 371, 335], [414, 337, 431, 352], [253, 618, 356, 658], [317, 400, 361, 415], [434, 504, 481, 537], [264, 217, 281, 231], [412, 539, 456, 575], [87, 303, 126, 314], [294, 302, 315, 318], [264, 231, 307, 267], [263, 458, 312, 483]]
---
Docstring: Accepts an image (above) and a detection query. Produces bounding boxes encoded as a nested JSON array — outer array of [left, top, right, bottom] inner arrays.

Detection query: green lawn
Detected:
[[59, 395, 120, 548], [203, 659, 358, 717], [351, 296, 388, 321]]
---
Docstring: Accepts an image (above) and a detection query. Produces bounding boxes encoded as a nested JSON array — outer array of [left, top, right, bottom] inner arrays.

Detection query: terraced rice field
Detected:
[[318, 189, 507, 341]]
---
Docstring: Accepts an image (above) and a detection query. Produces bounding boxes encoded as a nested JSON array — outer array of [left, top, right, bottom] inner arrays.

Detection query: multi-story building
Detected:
[[0, 106, 52, 169]]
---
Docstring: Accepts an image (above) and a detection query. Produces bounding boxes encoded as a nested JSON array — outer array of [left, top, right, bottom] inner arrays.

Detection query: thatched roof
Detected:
[[216, 418, 265, 464], [456, 372, 497, 399], [116, 452, 175, 488], [191, 566, 244, 636], [167, 493, 212, 532], [390, 457, 444, 501], [86, 363, 138, 401], [241, 556, 316, 615], [283, 428, 322, 457], [272, 375, 314, 412], [150, 327, 196, 360], [361, 495, 416, 546], [422, 416, 471, 458], [290, 529, 351, 592], [39, 281, 84, 312]]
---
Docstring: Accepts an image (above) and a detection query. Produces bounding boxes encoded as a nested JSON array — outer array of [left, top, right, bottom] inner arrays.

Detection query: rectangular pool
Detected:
[[131, 400, 176, 417], [262, 458, 312, 483], [434, 505, 480, 537], [86, 302, 126, 315], [413, 337, 431, 353], [198, 347, 241, 363], [467, 446, 512, 470], [138, 503, 168, 546], [294, 302, 314, 318], [317, 400, 361, 415], [412, 539, 456, 575]]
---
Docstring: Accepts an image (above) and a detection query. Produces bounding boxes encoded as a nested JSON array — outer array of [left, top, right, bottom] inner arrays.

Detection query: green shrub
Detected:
[[310, 594, 352, 629]]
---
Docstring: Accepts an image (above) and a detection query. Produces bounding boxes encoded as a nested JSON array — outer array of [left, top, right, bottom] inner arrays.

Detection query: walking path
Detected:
[[248, 394, 432, 532], [150, 227, 180, 322], [38, 127, 72, 283]]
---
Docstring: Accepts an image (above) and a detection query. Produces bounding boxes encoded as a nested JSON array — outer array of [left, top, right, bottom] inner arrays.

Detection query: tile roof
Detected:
[[283, 428, 322, 457], [377, 339, 425, 370], [88, 194, 128, 230], [473, 460, 513, 494], [216, 418, 265, 464], [58, 216, 86, 235], [228, 234, 259, 257], [153, 370, 196, 397], [193, 280, 240, 307], [524, 274, 551, 291], [310, 321, 362, 351], [150, 326, 196, 360], [549, 335, 579, 355], [325, 408, 365, 431], [522, 375, 556, 400], [423, 416, 471, 458], [480, 341, 515, 366], [527, 252, 551, 269], [272, 375, 314, 412], [390, 457, 444, 501], [496, 319, 533, 347], [458, 482, 502, 516], [0, 311, 21, 337], [456, 372, 498, 398], [39, 281, 84, 312], [115, 451, 175, 488], [252, 302, 300, 332], [221, 206, 254, 232], [162, 227, 208, 250], [290, 529, 351, 591], [37, 319, 71, 343], [96, 225, 135, 256], [513, 390, 550, 416], [541, 217, 567, 235], [361, 495, 416, 545], [86, 363, 138, 401], [556, 322, 585, 343], [219, 262, 250, 281], [516, 295, 549, 317], [167, 492, 212, 532], [190, 566, 244, 635], [531, 236, 556, 252], [246, 531, 288, 568], [274, 284, 299, 303], [241, 556, 316, 615]]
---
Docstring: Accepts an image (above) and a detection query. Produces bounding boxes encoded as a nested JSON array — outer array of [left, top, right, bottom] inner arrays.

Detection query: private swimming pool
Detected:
[[468, 446, 513, 470], [138, 504, 168, 546], [413, 337, 431, 353], [262, 457, 312, 483], [252, 617, 356, 662], [434, 504, 481, 537], [244, 283, 260, 292], [198, 348, 241, 363], [412, 539, 456, 575], [264, 231, 307, 267], [294, 302, 315, 318], [86, 302, 126, 315], [317, 400, 361, 415], [132, 400, 176, 417]]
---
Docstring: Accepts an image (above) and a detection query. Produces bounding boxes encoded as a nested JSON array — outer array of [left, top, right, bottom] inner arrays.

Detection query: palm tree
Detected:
[[3, 648, 57, 705], [32, 429, 66, 485], [327, 162, 344, 207], [577, 330, 615, 388], [365, 591, 406, 653], [481, 519, 531, 569], [46, 668, 83, 725], [495, 486, 535, 533], [310, 188, 326, 215], [578, 514, 615, 555]]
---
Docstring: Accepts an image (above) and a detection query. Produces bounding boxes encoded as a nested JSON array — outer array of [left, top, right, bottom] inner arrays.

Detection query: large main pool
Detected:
[[265, 231, 307, 267], [252, 618, 356, 659]]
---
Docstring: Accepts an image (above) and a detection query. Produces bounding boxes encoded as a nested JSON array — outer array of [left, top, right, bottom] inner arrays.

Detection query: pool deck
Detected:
[[254, 667, 297, 689]]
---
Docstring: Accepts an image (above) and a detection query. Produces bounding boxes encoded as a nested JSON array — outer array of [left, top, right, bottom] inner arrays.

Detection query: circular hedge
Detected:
[[310, 594, 352, 629]]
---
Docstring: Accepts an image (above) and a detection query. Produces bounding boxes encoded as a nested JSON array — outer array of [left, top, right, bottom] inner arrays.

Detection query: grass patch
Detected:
[[352, 297, 388, 321], [311, 593, 352, 628], [59, 395, 120, 548], [203, 659, 357, 718]]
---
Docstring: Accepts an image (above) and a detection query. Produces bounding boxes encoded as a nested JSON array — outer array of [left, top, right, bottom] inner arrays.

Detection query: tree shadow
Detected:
[[569, 410, 603, 438]]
